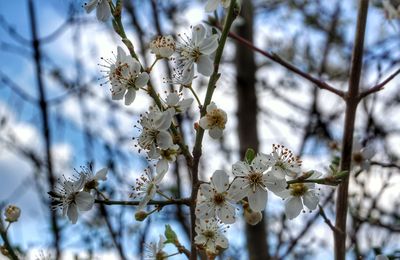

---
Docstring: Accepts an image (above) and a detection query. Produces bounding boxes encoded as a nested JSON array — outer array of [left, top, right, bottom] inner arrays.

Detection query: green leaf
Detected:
[[245, 148, 256, 163], [164, 224, 178, 244]]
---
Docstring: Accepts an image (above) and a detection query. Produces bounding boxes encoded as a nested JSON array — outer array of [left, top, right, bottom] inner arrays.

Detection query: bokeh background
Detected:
[[0, 0, 399, 259]]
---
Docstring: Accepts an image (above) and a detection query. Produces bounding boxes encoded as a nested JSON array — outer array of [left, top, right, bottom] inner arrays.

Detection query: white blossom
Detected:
[[259, 144, 302, 179], [105, 46, 149, 105], [196, 170, 236, 224], [167, 67, 195, 87], [228, 155, 287, 212], [277, 171, 321, 220], [131, 168, 166, 210], [52, 175, 95, 224], [150, 35, 176, 58], [199, 102, 227, 139], [84, 0, 111, 22], [78, 166, 108, 191], [144, 235, 167, 260], [138, 106, 174, 152], [194, 219, 229, 255], [164, 92, 193, 115], [176, 24, 218, 78], [148, 144, 180, 175], [205, 0, 231, 12]]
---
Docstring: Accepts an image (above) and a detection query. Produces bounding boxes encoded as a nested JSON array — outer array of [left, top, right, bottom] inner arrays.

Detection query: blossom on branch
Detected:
[[199, 102, 227, 139], [196, 170, 236, 224], [84, 0, 111, 22], [150, 35, 176, 59], [176, 24, 218, 79], [194, 219, 229, 255], [205, 0, 231, 12], [144, 235, 167, 260], [277, 171, 322, 219], [228, 155, 287, 211]]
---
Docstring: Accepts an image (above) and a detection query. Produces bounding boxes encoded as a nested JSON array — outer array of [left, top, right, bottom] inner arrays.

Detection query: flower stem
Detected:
[[187, 85, 202, 108]]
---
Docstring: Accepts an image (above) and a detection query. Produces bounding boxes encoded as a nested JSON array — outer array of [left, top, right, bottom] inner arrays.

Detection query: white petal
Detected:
[[156, 159, 169, 175], [248, 189, 268, 211], [96, 0, 111, 22], [157, 130, 173, 149], [84, 0, 98, 13], [135, 72, 149, 87], [258, 153, 275, 167], [124, 88, 136, 105], [198, 34, 219, 55], [232, 161, 251, 177], [263, 173, 287, 194], [215, 234, 229, 249], [252, 155, 268, 172], [285, 196, 303, 219], [112, 89, 125, 100], [199, 117, 210, 129], [192, 24, 206, 46], [205, 0, 219, 12], [227, 178, 248, 202], [209, 127, 223, 139], [199, 183, 214, 199], [95, 168, 108, 181], [206, 102, 217, 112], [67, 204, 78, 224], [75, 192, 95, 211], [196, 201, 215, 219], [303, 191, 319, 210], [166, 93, 180, 106], [211, 170, 229, 193], [197, 55, 213, 76], [217, 204, 236, 224]]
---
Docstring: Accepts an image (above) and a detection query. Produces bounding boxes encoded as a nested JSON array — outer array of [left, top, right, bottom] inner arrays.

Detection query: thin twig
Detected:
[[359, 68, 400, 99], [95, 198, 191, 206], [223, 29, 344, 97], [318, 205, 342, 234]]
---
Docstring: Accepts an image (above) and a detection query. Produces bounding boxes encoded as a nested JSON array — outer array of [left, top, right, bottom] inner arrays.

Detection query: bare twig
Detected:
[[359, 68, 400, 99], [223, 29, 344, 97], [95, 198, 191, 206], [318, 205, 342, 234]]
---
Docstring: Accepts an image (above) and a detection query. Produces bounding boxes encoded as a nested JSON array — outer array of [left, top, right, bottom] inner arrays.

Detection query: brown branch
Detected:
[[359, 68, 400, 99], [334, 1, 369, 259], [95, 198, 191, 206], [318, 205, 342, 234], [224, 29, 344, 98]]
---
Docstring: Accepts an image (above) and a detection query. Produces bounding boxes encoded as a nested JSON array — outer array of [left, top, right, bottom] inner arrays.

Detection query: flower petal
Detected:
[[124, 88, 136, 105], [209, 127, 223, 139], [192, 24, 206, 46], [303, 191, 319, 210], [157, 130, 173, 149], [217, 204, 236, 224], [67, 204, 78, 224], [95, 168, 108, 181], [197, 55, 213, 76], [135, 72, 149, 87], [248, 189, 268, 211], [96, 0, 111, 22], [285, 196, 303, 219], [156, 159, 169, 175], [75, 192, 95, 211], [205, 0, 219, 12], [211, 170, 229, 193], [227, 178, 248, 201]]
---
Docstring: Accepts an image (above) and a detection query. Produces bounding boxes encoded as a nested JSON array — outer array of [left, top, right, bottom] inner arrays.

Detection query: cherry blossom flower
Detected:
[[196, 170, 236, 224], [194, 219, 229, 255], [148, 144, 180, 175], [167, 68, 195, 87], [105, 46, 149, 105], [84, 0, 111, 22], [277, 171, 322, 219], [78, 166, 108, 191], [199, 102, 227, 139], [150, 35, 176, 59], [164, 92, 193, 115], [176, 24, 218, 78], [259, 144, 302, 179], [205, 0, 231, 12], [130, 168, 167, 210], [144, 235, 167, 260], [52, 175, 95, 224], [138, 106, 174, 152], [228, 155, 287, 211]]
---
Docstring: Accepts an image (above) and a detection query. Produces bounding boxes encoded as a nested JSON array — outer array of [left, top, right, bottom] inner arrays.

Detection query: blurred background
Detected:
[[0, 0, 399, 259]]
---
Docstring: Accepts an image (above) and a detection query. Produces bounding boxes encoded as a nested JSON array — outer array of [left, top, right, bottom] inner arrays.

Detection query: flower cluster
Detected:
[[50, 167, 107, 224]]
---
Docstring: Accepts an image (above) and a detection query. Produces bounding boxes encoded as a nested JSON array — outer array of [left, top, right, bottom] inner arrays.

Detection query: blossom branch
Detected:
[[223, 29, 345, 98], [190, 1, 238, 259], [287, 171, 348, 186], [95, 198, 191, 206], [359, 68, 400, 99], [0, 209, 19, 260]]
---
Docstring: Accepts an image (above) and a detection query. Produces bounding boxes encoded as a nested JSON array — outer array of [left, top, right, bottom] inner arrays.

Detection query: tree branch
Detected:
[[95, 198, 191, 206], [359, 68, 400, 99]]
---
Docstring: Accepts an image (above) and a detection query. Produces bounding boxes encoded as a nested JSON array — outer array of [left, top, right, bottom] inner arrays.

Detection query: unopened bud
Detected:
[[244, 208, 263, 226], [194, 122, 199, 130], [135, 211, 148, 221], [4, 205, 21, 223]]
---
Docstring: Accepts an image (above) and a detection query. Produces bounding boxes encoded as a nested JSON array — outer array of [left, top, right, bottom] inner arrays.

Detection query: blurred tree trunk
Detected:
[[235, 0, 270, 259]]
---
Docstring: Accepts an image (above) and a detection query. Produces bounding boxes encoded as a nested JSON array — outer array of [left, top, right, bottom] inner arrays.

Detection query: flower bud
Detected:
[[135, 211, 148, 222], [4, 205, 21, 223], [244, 208, 262, 226]]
